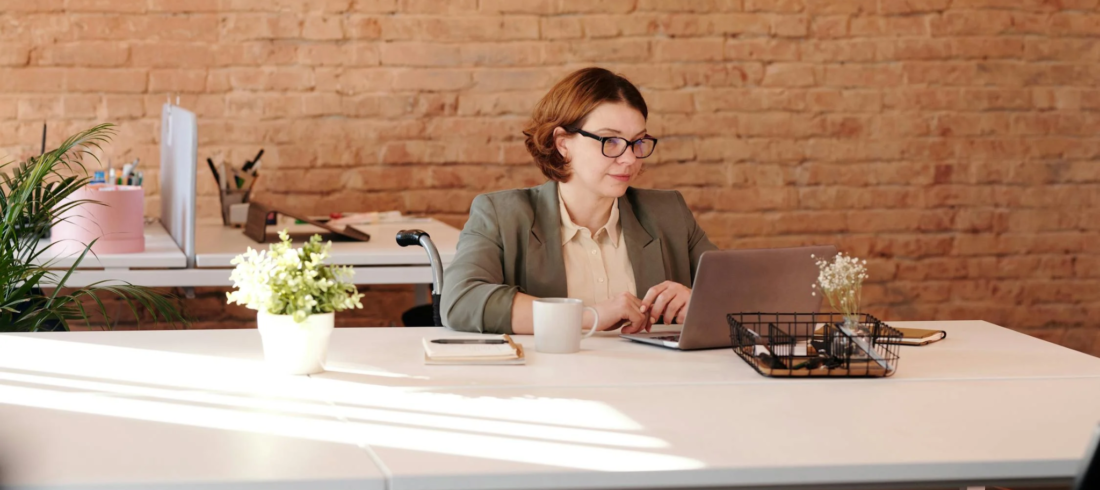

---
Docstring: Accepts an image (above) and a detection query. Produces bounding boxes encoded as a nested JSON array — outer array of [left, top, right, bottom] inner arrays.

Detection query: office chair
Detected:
[[396, 229, 443, 327]]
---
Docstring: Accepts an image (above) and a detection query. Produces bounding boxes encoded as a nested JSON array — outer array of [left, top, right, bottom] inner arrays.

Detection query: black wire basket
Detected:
[[728, 312, 902, 378]]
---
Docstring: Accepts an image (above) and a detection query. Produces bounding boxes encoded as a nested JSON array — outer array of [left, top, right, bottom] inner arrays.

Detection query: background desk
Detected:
[[36, 222, 188, 288], [40, 219, 460, 288], [1, 320, 1097, 490]]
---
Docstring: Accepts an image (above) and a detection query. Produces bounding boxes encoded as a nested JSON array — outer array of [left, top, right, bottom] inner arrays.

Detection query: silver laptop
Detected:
[[621, 245, 838, 350]]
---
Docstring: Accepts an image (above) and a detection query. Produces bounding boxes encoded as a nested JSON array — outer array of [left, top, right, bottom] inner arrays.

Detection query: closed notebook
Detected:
[[422, 335, 525, 365], [884, 327, 947, 346]]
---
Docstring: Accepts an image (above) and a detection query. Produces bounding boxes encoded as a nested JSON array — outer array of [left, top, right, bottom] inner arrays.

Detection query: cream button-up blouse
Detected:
[[558, 190, 637, 307]]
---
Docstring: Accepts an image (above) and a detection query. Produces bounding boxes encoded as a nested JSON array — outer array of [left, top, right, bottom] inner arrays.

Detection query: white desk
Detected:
[[313, 320, 1100, 389], [39, 219, 460, 288], [2, 321, 1097, 490], [0, 331, 385, 490], [37, 223, 189, 287], [191, 219, 459, 286]]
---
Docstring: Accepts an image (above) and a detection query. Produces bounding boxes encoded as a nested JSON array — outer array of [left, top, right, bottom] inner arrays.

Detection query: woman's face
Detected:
[[556, 102, 649, 199]]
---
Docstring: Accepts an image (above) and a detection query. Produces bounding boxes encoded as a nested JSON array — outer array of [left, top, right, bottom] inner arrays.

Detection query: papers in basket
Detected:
[[422, 334, 525, 365]]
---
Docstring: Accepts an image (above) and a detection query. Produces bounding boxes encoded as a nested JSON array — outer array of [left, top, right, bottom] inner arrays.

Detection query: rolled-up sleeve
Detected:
[[441, 194, 520, 334]]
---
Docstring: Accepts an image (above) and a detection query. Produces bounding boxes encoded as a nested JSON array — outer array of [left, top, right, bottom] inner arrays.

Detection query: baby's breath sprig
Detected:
[[811, 252, 869, 322], [227, 230, 364, 323]]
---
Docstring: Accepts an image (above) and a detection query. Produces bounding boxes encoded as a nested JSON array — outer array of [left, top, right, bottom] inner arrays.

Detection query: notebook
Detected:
[[422, 335, 525, 365], [884, 327, 947, 346]]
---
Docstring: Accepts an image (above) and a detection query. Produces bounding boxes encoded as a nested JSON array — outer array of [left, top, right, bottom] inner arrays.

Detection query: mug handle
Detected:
[[581, 307, 600, 339]]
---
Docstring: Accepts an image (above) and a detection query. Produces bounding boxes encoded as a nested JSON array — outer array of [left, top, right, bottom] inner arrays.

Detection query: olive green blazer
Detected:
[[441, 180, 718, 334]]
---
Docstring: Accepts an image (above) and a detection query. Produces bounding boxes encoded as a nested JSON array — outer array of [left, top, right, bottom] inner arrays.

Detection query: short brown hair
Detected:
[[522, 67, 648, 182]]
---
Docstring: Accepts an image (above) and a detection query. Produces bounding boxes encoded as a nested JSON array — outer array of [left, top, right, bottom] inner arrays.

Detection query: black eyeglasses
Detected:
[[566, 127, 658, 159]]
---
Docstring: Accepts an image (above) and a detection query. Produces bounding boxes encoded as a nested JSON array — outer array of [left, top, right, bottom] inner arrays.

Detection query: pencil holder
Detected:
[[51, 184, 145, 254], [219, 189, 248, 226]]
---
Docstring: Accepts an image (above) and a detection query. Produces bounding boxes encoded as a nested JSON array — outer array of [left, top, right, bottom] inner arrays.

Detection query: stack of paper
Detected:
[[422, 335, 525, 365]]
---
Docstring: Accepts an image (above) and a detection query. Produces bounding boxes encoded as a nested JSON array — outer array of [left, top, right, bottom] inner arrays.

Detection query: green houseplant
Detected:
[[227, 230, 363, 375], [0, 124, 186, 332]]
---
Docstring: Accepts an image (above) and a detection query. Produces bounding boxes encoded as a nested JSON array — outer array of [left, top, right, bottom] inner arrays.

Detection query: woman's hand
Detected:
[[642, 281, 692, 326], [590, 292, 651, 334]]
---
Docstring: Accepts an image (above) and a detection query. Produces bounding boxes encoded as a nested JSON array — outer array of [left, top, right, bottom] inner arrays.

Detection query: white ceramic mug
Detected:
[[532, 298, 600, 354]]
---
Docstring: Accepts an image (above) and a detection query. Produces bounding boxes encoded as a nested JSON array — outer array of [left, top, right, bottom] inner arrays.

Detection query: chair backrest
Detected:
[[1074, 424, 1100, 490]]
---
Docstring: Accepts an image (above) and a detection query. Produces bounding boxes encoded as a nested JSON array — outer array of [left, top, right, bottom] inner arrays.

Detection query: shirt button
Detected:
[[598, 277, 605, 283], [590, 250, 598, 255]]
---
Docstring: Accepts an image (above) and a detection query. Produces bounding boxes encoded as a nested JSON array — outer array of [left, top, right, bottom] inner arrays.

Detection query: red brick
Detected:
[[805, 0, 875, 14], [302, 14, 346, 40], [470, 68, 553, 92], [878, 0, 950, 14], [638, 0, 740, 11], [653, 39, 722, 62], [850, 15, 930, 37], [810, 15, 850, 38], [131, 42, 213, 68], [824, 64, 904, 87], [148, 69, 208, 92], [725, 39, 800, 61], [772, 15, 810, 37], [67, 0, 146, 12], [745, 0, 804, 12], [149, 0, 219, 12], [558, 0, 636, 13], [762, 63, 816, 87], [803, 40, 876, 61], [480, 0, 554, 14], [540, 16, 583, 39], [1051, 12, 1100, 36]]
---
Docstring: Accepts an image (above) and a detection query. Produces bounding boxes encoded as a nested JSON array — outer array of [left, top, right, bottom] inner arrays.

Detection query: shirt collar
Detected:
[[558, 188, 621, 248]]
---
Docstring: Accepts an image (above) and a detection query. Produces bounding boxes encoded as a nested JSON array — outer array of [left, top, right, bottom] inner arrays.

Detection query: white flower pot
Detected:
[[256, 311, 335, 375]]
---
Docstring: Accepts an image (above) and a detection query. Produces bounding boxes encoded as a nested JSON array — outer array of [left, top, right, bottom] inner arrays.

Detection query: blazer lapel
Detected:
[[525, 181, 567, 298], [620, 191, 665, 297]]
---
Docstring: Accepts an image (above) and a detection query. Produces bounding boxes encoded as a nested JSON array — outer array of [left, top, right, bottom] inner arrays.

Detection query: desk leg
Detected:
[[414, 284, 430, 305]]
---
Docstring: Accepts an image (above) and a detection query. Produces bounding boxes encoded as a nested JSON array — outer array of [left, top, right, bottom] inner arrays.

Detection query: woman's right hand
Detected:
[[590, 292, 651, 334]]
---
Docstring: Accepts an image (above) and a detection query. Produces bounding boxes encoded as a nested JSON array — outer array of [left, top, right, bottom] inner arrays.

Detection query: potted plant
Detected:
[[227, 231, 364, 375], [1, 124, 186, 331]]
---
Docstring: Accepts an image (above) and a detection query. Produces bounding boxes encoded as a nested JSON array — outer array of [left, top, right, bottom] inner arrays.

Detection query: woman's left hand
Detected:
[[641, 281, 692, 329]]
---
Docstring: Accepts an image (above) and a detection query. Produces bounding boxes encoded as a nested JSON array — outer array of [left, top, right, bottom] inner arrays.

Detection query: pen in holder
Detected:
[[219, 189, 248, 227]]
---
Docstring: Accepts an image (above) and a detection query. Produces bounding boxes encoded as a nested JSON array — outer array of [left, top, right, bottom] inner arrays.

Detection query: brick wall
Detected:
[[2, 1, 1098, 355]]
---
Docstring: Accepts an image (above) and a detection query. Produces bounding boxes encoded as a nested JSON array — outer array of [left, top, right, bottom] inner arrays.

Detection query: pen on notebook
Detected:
[[430, 339, 508, 344]]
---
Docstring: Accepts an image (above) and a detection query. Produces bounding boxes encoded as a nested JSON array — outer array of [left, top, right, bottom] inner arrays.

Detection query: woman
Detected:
[[442, 67, 717, 335]]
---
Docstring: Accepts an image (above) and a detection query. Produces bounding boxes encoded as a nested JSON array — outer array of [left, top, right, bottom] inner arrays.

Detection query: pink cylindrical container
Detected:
[[51, 184, 145, 254]]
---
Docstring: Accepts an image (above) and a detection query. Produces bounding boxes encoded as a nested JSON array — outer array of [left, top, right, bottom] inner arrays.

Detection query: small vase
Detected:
[[256, 311, 335, 375], [842, 315, 872, 358]]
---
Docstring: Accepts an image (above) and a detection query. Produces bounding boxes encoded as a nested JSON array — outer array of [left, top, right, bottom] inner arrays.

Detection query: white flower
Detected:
[[227, 230, 364, 323], [812, 252, 869, 321]]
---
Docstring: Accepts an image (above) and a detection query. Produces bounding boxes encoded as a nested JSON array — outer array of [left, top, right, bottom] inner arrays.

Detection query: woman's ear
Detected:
[[552, 126, 569, 162]]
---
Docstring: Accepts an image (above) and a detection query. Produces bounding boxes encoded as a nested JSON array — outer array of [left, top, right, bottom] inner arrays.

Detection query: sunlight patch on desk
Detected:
[[0, 369, 663, 449], [313, 377, 646, 431], [337, 419, 704, 472], [0, 381, 703, 472], [0, 336, 642, 431], [0, 335, 331, 401], [322, 362, 432, 380]]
